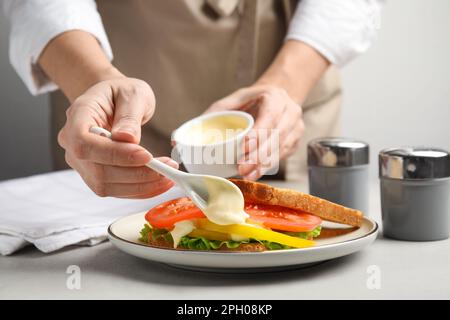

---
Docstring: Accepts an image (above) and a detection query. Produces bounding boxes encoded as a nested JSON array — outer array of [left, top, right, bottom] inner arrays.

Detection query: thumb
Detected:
[[205, 87, 258, 114], [111, 90, 152, 144]]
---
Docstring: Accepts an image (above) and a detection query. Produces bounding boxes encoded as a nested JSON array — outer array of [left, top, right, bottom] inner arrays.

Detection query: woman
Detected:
[[4, 0, 382, 198]]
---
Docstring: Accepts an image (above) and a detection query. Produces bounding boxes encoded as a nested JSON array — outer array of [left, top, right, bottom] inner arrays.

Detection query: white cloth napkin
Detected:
[[0, 170, 184, 255]]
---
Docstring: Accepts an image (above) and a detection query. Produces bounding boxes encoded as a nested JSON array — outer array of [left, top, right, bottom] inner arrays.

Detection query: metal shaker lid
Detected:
[[307, 137, 369, 167], [379, 147, 450, 180]]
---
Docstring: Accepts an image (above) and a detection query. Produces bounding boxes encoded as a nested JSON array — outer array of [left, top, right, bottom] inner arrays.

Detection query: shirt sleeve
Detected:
[[286, 0, 384, 67], [3, 0, 113, 95]]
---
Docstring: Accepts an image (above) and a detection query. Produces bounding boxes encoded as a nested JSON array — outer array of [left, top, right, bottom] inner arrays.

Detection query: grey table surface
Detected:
[[1, 181, 449, 299]]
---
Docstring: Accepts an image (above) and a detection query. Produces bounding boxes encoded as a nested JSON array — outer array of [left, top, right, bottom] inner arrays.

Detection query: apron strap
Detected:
[[236, 0, 260, 87], [235, 0, 298, 88], [281, 0, 298, 28], [206, 0, 240, 17]]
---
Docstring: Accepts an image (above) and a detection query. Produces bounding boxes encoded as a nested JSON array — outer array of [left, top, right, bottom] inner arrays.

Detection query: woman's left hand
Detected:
[[205, 84, 305, 180]]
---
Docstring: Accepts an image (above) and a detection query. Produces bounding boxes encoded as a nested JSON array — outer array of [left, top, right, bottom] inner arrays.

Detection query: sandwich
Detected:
[[139, 179, 363, 251]]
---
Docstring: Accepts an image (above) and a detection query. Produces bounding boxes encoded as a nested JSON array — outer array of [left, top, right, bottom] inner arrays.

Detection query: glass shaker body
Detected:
[[379, 147, 450, 241], [308, 138, 370, 213]]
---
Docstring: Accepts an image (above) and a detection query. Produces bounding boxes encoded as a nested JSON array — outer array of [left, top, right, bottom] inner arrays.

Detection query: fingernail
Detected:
[[116, 126, 137, 136], [238, 163, 256, 176], [244, 136, 257, 153], [162, 158, 179, 168], [117, 126, 136, 133], [239, 151, 258, 166], [242, 154, 257, 165], [129, 149, 151, 163], [245, 169, 259, 181], [112, 126, 139, 143]]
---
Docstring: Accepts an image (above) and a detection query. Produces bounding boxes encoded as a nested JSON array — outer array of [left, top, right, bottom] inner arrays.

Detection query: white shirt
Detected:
[[3, 0, 383, 96]]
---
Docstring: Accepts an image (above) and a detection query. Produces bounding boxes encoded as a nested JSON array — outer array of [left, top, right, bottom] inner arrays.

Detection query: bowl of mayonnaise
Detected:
[[171, 111, 254, 177]]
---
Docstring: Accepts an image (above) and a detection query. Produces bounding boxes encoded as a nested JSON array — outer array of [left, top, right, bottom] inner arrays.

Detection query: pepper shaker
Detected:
[[379, 147, 450, 241], [307, 138, 370, 213]]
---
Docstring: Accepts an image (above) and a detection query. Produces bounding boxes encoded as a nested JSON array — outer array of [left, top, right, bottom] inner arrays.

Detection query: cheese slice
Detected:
[[170, 220, 195, 248]]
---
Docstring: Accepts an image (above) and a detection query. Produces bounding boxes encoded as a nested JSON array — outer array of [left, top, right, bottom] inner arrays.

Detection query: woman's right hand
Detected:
[[57, 77, 178, 199]]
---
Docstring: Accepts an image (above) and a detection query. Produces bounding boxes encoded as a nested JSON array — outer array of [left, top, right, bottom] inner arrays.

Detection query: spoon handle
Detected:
[[145, 157, 183, 182], [88, 126, 183, 183]]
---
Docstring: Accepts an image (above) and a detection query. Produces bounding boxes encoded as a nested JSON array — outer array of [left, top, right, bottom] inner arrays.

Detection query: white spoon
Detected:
[[89, 126, 248, 225]]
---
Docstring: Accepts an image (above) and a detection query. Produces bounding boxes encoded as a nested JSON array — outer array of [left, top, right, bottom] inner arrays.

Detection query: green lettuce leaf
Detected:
[[138, 224, 321, 250], [284, 226, 322, 239], [259, 241, 291, 250], [139, 224, 173, 243], [138, 224, 152, 243], [179, 236, 245, 250]]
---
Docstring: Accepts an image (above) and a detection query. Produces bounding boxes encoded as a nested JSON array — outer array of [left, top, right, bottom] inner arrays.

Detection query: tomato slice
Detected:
[[244, 203, 321, 232], [145, 197, 205, 229], [145, 197, 322, 232]]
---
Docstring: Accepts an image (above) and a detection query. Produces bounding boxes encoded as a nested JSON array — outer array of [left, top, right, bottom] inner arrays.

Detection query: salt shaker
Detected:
[[379, 147, 450, 241], [307, 138, 369, 213]]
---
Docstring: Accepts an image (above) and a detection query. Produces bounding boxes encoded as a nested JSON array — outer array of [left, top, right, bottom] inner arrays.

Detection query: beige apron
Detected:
[[50, 0, 341, 181]]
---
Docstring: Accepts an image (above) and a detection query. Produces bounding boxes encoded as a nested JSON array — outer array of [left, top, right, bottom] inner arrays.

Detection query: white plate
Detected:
[[108, 212, 378, 273]]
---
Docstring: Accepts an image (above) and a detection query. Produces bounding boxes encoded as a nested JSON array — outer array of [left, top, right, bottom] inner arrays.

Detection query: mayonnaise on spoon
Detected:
[[200, 176, 249, 225]]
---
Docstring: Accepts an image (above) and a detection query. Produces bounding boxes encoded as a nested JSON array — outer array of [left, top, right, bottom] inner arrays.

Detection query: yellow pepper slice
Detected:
[[196, 219, 315, 248], [188, 229, 230, 241]]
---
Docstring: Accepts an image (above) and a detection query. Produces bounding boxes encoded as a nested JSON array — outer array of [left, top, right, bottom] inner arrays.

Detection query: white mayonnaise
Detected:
[[201, 178, 249, 226], [170, 220, 195, 248], [186, 115, 248, 145]]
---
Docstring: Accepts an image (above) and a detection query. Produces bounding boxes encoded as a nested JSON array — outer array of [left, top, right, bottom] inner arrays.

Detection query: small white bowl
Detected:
[[171, 111, 254, 177]]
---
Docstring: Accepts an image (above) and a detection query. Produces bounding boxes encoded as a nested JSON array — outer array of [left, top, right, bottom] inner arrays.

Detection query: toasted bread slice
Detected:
[[229, 179, 363, 227], [317, 227, 359, 238]]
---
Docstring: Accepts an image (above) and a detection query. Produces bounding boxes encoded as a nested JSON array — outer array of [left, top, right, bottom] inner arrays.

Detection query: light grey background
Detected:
[[0, 0, 449, 181]]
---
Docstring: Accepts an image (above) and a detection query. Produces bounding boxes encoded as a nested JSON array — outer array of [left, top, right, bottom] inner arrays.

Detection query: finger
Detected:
[[100, 178, 175, 198], [68, 132, 152, 166], [238, 96, 284, 165], [243, 167, 261, 181], [59, 105, 152, 166], [238, 162, 257, 178], [276, 108, 295, 140], [58, 103, 103, 150], [238, 146, 258, 177], [247, 113, 303, 179], [277, 103, 304, 158], [156, 156, 180, 168], [251, 93, 286, 131], [239, 126, 280, 177], [111, 84, 154, 144], [242, 99, 301, 173], [206, 87, 261, 113], [64, 151, 82, 172], [238, 124, 279, 177], [243, 95, 285, 166], [99, 157, 179, 183], [238, 133, 277, 178], [242, 168, 264, 181], [106, 157, 178, 183], [66, 153, 177, 197], [246, 162, 276, 181], [117, 180, 175, 199], [241, 131, 258, 156], [279, 122, 304, 159], [242, 128, 281, 180]]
